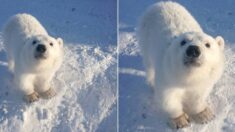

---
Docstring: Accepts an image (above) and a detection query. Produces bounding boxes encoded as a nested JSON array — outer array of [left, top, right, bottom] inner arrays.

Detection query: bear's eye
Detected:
[[50, 43, 53, 46], [180, 39, 187, 46], [205, 43, 210, 48], [32, 40, 37, 45]]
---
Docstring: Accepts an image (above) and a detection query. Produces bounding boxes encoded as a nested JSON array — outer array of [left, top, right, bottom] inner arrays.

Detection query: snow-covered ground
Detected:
[[119, 0, 235, 131], [0, 0, 117, 132]]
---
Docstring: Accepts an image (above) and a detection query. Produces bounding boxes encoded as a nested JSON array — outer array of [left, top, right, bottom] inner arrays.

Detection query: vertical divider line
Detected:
[[117, 0, 119, 131]]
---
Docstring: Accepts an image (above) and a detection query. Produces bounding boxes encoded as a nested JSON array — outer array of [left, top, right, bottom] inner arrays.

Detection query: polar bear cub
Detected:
[[138, 1, 224, 129], [3, 13, 64, 103]]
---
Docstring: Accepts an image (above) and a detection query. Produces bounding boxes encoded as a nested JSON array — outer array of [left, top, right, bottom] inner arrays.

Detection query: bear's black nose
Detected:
[[186, 45, 200, 58], [36, 44, 46, 53]]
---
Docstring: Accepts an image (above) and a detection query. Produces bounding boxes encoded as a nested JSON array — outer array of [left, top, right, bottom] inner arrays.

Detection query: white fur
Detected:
[[3, 13, 63, 96], [138, 2, 224, 118]]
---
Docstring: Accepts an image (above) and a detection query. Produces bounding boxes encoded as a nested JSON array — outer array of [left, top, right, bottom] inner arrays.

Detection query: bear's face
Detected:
[[164, 32, 224, 82], [174, 32, 224, 67], [22, 35, 63, 71]]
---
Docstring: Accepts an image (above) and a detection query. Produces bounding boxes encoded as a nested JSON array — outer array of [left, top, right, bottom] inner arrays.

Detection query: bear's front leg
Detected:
[[16, 74, 39, 103], [34, 76, 56, 99], [184, 92, 214, 124], [162, 88, 190, 129]]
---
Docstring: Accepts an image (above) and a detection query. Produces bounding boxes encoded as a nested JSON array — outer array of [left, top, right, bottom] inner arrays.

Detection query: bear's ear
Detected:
[[215, 36, 224, 50], [57, 38, 63, 47]]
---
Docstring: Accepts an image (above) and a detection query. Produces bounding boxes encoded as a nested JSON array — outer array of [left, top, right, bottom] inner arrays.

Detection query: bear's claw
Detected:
[[40, 88, 56, 99], [193, 107, 214, 124], [25, 92, 39, 103], [169, 113, 190, 129]]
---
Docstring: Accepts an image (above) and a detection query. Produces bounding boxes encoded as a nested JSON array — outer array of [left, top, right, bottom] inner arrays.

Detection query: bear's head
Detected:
[[164, 32, 224, 84], [22, 35, 63, 72]]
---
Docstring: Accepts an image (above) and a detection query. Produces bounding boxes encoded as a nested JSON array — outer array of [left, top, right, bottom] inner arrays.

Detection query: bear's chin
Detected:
[[34, 54, 48, 60], [183, 58, 202, 67]]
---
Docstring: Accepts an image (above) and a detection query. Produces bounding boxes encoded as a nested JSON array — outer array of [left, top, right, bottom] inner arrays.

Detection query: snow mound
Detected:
[[119, 32, 140, 56], [0, 34, 117, 132]]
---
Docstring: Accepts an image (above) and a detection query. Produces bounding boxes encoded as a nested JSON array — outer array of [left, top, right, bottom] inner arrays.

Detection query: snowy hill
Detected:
[[119, 0, 235, 131], [0, 0, 117, 132]]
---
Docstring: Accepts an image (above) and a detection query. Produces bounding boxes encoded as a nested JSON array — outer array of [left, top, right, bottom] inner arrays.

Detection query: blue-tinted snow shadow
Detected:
[[119, 72, 168, 131], [119, 55, 144, 70], [0, 48, 6, 62], [119, 0, 155, 28]]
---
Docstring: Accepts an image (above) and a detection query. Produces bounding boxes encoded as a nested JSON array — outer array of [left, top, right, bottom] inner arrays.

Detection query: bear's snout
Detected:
[[186, 45, 200, 58], [36, 44, 46, 53]]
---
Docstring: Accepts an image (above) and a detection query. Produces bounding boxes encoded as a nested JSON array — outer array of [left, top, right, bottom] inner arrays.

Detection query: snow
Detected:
[[119, 0, 235, 131], [0, 0, 116, 132]]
